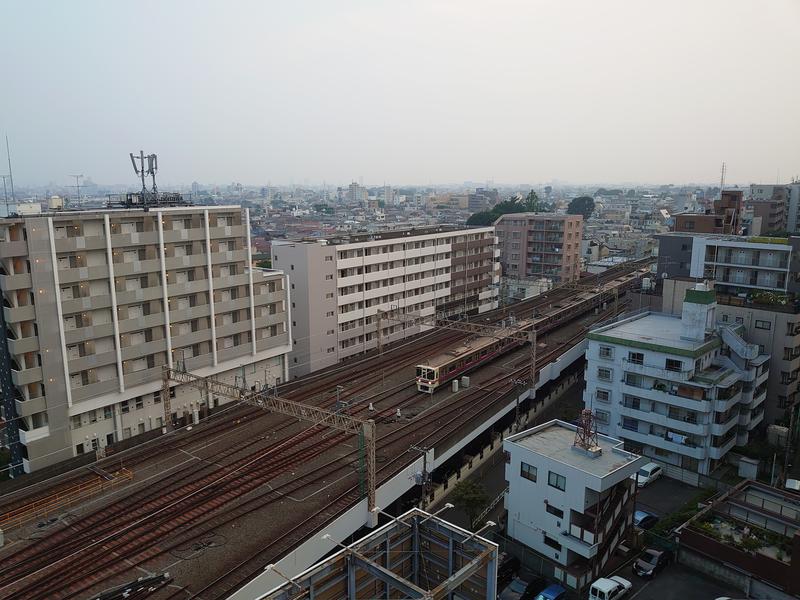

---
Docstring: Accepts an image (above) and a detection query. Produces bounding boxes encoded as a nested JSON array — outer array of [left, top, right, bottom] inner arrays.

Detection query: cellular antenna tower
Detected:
[[129, 150, 159, 196]]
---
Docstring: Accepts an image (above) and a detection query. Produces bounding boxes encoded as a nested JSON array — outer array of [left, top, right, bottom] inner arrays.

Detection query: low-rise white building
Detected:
[[504, 418, 644, 592], [584, 283, 770, 482]]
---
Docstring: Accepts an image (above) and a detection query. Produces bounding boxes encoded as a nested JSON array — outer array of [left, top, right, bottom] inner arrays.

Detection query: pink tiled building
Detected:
[[494, 213, 583, 283]]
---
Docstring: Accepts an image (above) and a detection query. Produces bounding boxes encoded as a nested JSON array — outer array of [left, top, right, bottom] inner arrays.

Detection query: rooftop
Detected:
[[274, 224, 490, 246], [506, 420, 640, 478], [657, 232, 792, 246], [588, 312, 717, 357], [495, 212, 581, 221]]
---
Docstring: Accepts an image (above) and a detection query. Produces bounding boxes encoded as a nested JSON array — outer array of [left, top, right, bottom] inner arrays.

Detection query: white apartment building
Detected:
[[272, 226, 500, 377], [0, 204, 292, 474], [584, 284, 770, 481], [504, 419, 643, 592], [657, 232, 800, 427]]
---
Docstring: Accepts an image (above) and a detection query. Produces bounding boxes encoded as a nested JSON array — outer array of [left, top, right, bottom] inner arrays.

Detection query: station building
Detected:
[[271, 226, 500, 377], [0, 203, 292, 474]]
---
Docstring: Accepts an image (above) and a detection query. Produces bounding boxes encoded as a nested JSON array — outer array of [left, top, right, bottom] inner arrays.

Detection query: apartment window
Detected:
[[76, 443, 85, 455], [325, 311, 335, 317], [778, 395, 789, 408], [721, 314, 728, 322], [520, 462, 537, 482], [622, 417, 638, 432], [594, 409, 610, 424], [598, 346, 613, 359], [547, 471, 566, 491], [735, 316, 744, 324], [665, 358, 683, 372], [755, 320, 771, 330], [595, 389, 610, 403], [135, 397, 144, 410], [324, 256, 333, 262], [597, 367, 612, 381], [543, 534, 561, 551], [628, 351, 644, 365], [546, 504, 564, 519], [154, 392, 162, 404], [325, 293, 334, 299], [71, 415, 82, 429], [121, 400, 129, 414]]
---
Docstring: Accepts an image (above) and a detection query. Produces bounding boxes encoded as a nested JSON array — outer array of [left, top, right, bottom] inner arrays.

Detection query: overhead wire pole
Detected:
[[163, 367, 378, 521]]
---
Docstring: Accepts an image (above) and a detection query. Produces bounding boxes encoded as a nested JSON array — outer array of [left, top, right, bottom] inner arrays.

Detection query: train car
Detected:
[[416, 317, 535, 393], [415, 268, 648, 393], [415, 334, 522, 393]]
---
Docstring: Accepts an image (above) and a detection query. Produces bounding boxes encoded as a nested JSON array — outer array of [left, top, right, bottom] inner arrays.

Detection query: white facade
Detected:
[[584, 284, 770, 477], [272, 226, 501, 377], [688, 235, 793, 296], [504, 420, 643, 591]]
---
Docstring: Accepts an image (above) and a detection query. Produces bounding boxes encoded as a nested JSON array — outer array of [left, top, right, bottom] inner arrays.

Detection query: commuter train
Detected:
[[415, 269, 646, 393]]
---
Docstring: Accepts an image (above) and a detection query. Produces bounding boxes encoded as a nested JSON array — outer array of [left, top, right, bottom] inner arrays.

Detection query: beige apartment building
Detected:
[[271, 226, 500, 377], [493, 213, 583, 284], [0, 204, 292, 474]]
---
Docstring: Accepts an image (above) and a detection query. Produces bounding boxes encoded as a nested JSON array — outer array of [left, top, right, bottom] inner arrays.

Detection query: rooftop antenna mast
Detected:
[[68, 174, 83, 208], [5, 135, 15, 202], [129, 150, 159, 204], [1, 174, 9, 214], [720, 162, 726, 193]]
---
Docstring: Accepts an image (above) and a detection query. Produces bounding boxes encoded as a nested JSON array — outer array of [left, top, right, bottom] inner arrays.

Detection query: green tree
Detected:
[[449, 479, 489, 526], [256, 258, 272, 269], [567, 196, 595, 220], [522, 190, 543, 212]]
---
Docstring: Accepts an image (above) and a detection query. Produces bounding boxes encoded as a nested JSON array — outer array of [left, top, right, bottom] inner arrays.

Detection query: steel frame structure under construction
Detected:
[[262, 508, 499, 600]]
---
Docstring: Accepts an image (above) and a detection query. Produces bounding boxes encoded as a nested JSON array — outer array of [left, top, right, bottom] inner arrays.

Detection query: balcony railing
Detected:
[[623, 358, 694, 381]]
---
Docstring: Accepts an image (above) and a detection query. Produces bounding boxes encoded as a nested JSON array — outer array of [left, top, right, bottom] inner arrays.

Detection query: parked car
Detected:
[[633, 547, 673, 578], [497, 553, 521, 591], [588, 575, 632, 600], [633, 510, 659, 530], [499, 576, 547, 600], [532, 583, 567, 600], [630, 462, 662, 487]]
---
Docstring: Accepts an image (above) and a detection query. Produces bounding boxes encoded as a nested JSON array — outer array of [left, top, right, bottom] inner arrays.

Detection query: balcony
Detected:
[[623, 358, 694, 381], [621, 382, 711, 412], [0, 272, 32, 291], [619, 404, 708, 436], [7, 335, 39, 355], [748, 409, 765, 430], [620, 427, 707, 459], [710, 414, 738, 436], [11, 365, 42, 386], [18, 425, 50, 444], [708, 434, 737, 459], [4, 304, 35, 323]]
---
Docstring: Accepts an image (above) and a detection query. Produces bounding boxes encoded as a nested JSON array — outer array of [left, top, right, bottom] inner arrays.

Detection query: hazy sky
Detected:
[[2, 0, 799, 187]]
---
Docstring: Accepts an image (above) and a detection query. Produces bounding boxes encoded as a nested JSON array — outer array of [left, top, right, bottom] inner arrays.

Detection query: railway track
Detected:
[[0, 261, 651, 599]]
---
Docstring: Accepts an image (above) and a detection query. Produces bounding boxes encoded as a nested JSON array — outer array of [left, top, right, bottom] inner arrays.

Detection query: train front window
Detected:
[[416, 366, 423, 378]]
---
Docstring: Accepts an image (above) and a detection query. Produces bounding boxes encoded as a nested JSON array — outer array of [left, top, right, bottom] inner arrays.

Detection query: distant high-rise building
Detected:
[[191, 181, 200, 196], [750, 183, 800, 232], [347, 182, 368, 205]]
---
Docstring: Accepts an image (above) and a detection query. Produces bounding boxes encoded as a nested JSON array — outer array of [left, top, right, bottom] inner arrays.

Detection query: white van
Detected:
[[588, 576, 632, 600]]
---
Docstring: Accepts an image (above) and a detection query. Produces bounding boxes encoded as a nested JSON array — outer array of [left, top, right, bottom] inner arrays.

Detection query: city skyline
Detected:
[[2, 0, 799, 187]]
